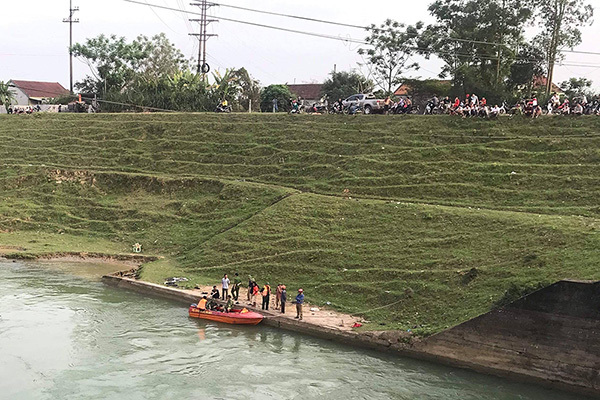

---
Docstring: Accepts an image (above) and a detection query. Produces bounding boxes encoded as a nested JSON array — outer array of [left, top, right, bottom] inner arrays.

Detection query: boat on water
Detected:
[[188, 304, 264, 325]]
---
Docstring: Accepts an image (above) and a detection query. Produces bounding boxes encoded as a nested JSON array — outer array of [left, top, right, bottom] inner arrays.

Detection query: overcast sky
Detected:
[[2, 0, 600, 90]]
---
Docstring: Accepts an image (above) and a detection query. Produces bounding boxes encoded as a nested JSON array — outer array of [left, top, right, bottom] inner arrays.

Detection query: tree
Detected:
[[508, 44, 546, 93], [534, 0, 594, 95], [358, 20, 424, 95], [232, 68, 260, 112], [210, 69, 241, 104], [136, 34, 188, 82], [0, 81, 16, 109], [321, 71, 373, 101], [72, 32, 261, 112], [422, 0, 533, 101], [72, 33, 187, 95], [260, 85, 293, 112], [560, 77, 595, 98]]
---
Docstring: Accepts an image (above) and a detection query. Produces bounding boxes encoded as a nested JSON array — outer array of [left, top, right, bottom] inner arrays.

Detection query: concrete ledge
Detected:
[[102, 275, 600, 399]]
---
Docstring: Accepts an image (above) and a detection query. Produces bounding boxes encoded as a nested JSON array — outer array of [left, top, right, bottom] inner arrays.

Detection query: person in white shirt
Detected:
[[222, 274, 230, 299], [470, 93, 478, 106]]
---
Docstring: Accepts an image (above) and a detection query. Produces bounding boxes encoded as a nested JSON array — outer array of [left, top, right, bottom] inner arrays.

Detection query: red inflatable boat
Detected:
[[188, 305, 264, 325]]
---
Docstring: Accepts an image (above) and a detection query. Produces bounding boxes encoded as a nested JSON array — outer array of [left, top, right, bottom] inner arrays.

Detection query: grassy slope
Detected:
[[1, 113, 600, 334]]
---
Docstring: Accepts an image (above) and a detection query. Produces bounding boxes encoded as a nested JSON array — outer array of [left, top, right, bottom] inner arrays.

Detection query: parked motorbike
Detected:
[[215, 104, 232, 113]]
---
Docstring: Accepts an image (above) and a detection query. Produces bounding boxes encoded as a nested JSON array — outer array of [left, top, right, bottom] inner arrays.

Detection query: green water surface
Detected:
[[0, 260, 584, 400]]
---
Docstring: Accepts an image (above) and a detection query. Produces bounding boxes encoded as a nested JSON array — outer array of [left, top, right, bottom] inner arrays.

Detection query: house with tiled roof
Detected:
[[9, 80, 70, 105], [531, 76, 564, 94], [286, 83, 324, 106]]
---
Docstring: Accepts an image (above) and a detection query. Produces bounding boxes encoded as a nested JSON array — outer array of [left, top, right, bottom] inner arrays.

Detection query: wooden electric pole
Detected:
[[63, 0, 79, 93], [189, 0, 218, 75]]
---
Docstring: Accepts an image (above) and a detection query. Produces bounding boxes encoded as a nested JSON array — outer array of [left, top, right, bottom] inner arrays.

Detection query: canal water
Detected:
[[0, 259, 583, 400]]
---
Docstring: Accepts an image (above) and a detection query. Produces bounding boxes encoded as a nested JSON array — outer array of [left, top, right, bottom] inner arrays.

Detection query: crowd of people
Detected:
[[196, 273, 306, 320], [6, 105, 41, 114], [280, 92, 600, 118], [417, 92, 600, 119]]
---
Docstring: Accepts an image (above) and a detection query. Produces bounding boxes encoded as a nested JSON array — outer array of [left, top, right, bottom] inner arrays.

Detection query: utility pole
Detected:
[[189, 0, 218, 75], [63, 0, 79, 94]]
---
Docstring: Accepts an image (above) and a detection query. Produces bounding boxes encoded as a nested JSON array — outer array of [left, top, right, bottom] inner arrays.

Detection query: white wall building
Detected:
[[9, 80, 70, 105]]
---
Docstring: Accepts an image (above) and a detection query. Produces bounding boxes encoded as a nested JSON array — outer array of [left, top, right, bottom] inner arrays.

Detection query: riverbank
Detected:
[[3, 113, 600, 396], [2, 251, 598, 397], [5, 258, 577, 400], [103, 273, 600, 399], [4, 114, 600, 333]]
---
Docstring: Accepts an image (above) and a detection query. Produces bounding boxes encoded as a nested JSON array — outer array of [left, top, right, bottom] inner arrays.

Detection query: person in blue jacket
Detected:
[[294, 288, 304, 320]]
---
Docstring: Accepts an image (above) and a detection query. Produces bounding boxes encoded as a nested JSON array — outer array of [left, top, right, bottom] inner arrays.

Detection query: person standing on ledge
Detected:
[[247, 275, 254, 302], [275, 284, 282, 309], [295, 288, 304, 320], [261, 282, 271, 310], [251, 280, 259, 307], [280, 285, 287, 314], [232, 273, 242, 302], [222, 274, 230, 299]]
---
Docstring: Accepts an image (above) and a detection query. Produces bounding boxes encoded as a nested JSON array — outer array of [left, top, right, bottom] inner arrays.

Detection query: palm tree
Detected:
[[0, 81, 16, 109]]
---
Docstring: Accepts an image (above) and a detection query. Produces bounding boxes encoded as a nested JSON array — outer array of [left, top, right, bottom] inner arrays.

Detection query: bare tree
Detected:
[[359, 20, 424, 95]]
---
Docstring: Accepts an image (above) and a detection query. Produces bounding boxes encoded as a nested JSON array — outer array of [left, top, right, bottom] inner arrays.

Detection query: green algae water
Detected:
[[0, 260, 584, 400]]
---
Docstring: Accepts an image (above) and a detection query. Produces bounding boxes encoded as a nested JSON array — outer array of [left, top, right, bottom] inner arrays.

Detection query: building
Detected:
[[394, 80, 452, 97], [531, 76, 563, 94], [394, 80, 452, 107], [286, 84, 324, 106], [9, 80, 70, 105]]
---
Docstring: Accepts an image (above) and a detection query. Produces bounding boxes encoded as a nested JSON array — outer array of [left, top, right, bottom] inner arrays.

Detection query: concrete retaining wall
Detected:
[[102, 275, 600, 398], [413, 280, 600, 398]]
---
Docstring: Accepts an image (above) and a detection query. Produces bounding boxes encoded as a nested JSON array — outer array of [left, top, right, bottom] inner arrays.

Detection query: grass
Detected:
[[2, 113, 600, 334]]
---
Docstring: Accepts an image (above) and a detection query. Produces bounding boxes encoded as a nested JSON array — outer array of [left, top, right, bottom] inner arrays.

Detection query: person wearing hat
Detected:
[[295, 289, 304, 320], [261, 282, 271, 310], [280, 285, 287, 314]]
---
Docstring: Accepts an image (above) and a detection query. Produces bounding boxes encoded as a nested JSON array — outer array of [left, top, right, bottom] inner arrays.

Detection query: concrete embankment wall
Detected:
[[101, 275, 400, 350], [103, 276, 600, 398], [414, 280, 600, 398]]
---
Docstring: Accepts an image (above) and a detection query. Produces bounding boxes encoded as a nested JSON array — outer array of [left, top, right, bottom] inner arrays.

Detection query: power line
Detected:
[[210, 1, 366, 30], [188, 0, 600, 58], [124, 0, 366, 44], [83, 96, 177, 112], [192, 1, 600, 58], [124, 0, 600, 69], [7, 82, 177, 112], [144, 0, 183, 35]]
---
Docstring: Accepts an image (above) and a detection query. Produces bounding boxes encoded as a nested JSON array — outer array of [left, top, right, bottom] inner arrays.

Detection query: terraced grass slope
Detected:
[[1, 113, 600, 334]]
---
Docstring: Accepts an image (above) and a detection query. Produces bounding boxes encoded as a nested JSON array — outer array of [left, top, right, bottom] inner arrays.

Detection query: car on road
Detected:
[[342, 94, 386, 114]]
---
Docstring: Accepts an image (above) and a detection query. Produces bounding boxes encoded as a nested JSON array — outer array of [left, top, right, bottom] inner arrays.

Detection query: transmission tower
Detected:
[[63, 0, 79, 94], [189, 0, 218, 75]]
